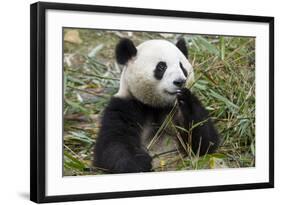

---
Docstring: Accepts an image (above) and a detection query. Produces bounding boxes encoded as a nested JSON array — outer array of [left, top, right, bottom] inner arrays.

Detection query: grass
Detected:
[[63, 28, 255, 176]]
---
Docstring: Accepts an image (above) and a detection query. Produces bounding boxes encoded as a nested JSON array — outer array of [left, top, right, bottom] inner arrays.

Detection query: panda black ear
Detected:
[[115, 38, 137, 65], [176, 38, 188, 59]]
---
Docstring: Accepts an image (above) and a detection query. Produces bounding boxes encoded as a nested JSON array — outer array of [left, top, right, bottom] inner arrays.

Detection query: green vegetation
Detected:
[[63, 29, 255, 176]]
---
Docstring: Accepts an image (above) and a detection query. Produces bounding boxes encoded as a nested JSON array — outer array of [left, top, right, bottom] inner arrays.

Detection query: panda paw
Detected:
[[113, 149, 152, 173], [176, 88, 192, 106], [176, 88, 195, 116]]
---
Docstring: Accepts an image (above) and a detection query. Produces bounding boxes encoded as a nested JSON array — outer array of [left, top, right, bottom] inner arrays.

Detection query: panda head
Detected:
[[115, 38, 194, 107]]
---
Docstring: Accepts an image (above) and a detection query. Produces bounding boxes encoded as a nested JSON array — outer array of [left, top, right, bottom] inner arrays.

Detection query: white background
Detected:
[[0, 0, 279, 204]]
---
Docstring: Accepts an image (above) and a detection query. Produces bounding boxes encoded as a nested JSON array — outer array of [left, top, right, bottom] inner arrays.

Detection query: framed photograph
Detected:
[[30, 2, 274, 203]]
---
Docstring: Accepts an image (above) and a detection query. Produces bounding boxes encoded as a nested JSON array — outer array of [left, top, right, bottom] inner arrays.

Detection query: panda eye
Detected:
[[156, 61, 167, 71], [179, 62, 188, 77], [154, 61, 167, 80]]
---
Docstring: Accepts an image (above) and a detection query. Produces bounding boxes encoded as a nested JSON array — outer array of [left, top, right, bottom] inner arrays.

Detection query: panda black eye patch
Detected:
[[180, 62, 188, 77], [154, 61, 167, 80]]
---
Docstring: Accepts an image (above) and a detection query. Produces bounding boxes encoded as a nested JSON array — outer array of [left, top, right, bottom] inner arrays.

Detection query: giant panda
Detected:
[[94, 38, 220, 173]]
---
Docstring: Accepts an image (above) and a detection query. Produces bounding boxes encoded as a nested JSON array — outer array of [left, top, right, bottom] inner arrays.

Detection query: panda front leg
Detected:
[[94, 98, 152, 173], [176, 88, 220, 156]]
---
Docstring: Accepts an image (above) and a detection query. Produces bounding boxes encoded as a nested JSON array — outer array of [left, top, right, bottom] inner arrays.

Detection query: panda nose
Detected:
[[173, 79, 186, 87]]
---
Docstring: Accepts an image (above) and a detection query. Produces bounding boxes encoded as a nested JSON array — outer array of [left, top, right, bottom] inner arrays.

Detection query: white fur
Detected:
[[115, 39, 194, 107]]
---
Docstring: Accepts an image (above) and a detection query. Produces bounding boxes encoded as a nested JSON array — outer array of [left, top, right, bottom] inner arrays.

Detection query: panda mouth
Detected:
[[164, 90, 178, 95]]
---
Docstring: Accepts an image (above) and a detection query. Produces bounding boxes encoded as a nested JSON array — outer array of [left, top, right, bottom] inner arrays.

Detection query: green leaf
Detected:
[[250, 142, 255, 155], [67, 76, 85, 85], [68, 131, 94, 145], [209, 157, 216, 169], [64, 98, 88, 113], [208, 153, 226, 159], [209, 89, 239, 109], [64, 151, 86, 171], [193, 36, 220, 56]]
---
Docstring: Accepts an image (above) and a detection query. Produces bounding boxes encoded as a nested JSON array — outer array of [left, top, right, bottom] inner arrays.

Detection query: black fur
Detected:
[[94, 88, 220, 173], [154, 61, 167, 80], [176, 38, 188, 59], [179, 62, 188, 77], [177, 88, 220, 155], [115, 38, 137, 65]]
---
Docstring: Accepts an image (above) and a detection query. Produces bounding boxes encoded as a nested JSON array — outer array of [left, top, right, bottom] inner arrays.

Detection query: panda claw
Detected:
[[177, 88, 192, 106], [176, 90, 183, 97], [179, 100, 185, 104]]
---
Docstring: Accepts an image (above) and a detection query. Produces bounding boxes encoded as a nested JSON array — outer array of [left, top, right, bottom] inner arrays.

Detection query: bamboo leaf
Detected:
[[194, 36, 220, 56], [68, 131, 94, 144], [64, 98, 88, 113], [64, 151, 86, 171], [209, 89, 239, 109]]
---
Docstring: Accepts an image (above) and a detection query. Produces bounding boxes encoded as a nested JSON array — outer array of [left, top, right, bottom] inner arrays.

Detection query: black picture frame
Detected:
[[30, 1, 274, 203]]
